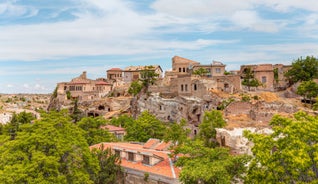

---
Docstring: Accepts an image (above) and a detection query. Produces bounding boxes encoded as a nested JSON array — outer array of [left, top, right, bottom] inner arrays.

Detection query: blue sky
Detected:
[[1, 0, 318, 93]]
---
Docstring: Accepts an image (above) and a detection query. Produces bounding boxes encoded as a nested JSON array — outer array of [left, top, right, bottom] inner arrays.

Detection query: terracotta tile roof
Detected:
[[107, 68, 122, 71], [154, 141, 172, 151], [90, 141, 180, 179], [95, 81, 110, 85], [101, 125, 126, 132], [143, 138, 160, 149]]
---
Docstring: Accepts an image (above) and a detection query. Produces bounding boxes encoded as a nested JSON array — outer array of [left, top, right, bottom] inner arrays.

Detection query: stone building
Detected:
[[90, 139, 180, 184], [240, 64, 291, 91], [101, 125, 126, 141], [152, 56, 241, 98], [56, 71, 112, 101], [107, 68, 123, 81], [123, 65, 163, 83]]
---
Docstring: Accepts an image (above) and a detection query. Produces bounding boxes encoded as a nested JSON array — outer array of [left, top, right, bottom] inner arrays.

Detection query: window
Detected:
[[181, 84, 184, 91], [215, 68, 221, 73], [115, 150, 121, 157], [142, 155, 150, 165], [185, 84, 188, 91], [183, 68, 186, 72], [128, 152, 134, 161], [194, 84, 197, 91], [262, 76, 267, 83], [179, 68, 181, 72]]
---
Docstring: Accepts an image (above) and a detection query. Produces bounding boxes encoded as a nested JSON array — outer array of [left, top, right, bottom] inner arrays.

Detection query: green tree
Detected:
[[297, 80, 318, 105], [124, 111, 166, 142], [199, 110, 226, 147], [193, 68, 209, 77], [241, 67, 260, 91], [0, 110, 99, 183], [164, 119, 190, 146], [4, 111, 35, 140], [78, 117, 116, 146], [71, 98, 83, 123], [109, 114, 134, 128], [244, 111, 318, 183], [175, 140, 250, 184], [92, 145, 122, 184], [128, 81, 143, 96], [139, 65, 159, 89], [285, 56, 318, 84]]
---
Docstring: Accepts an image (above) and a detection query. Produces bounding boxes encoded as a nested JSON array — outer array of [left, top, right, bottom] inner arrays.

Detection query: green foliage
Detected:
[[92, 145, 122, 184], [241, 67, 260, 90], [240, 94, 251, 102], [139, 65, 159, 89], [53, 86, 58, 98], [0, 110, 99, 183], [224, 71, 231, 75], [253, 95, 259, 100], [71, 98, 83, 123], [297, 80, 318, 104], [175, 140, 250, 184], [244, 111, 318, 183], [66, 90, 71, 100], [164, 119, 190, 146], [217, 98, 234, 110], [314, 97, 318, 110], [124, 111, 166, 142], [285, 56, 318, 84], [78, 117, 116, 146], [4, 111, 36, 140], [193, 68, 209, 77], [109, 114, 134, 128], [199, 110, 226, 147], [128, 81, 143, 96], [273, 68, 279, 83], [144, 172, 149, 181]]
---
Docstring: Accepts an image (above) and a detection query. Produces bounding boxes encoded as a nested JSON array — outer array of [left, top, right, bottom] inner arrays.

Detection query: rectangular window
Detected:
[[194, 84, 197, 91], [185, 84, 188, 91], [142, 155, 150, 165], [262, 76, 267, 83], [181, 84, 184, 91], [215, 68, 221, 73], [128, 152, 134, 161]]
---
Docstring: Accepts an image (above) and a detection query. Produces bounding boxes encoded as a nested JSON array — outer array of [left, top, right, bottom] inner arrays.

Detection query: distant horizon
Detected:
[[1, 0, 318, 94]]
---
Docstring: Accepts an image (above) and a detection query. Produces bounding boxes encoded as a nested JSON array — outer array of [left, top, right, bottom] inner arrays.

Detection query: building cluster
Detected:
[[56, 55, 291, 102]]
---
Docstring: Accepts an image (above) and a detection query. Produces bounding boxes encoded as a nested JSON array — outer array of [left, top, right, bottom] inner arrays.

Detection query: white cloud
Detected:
[[23, 83, 29, 88], [0, 1, 38, 18], [6, 84, 13, 88]]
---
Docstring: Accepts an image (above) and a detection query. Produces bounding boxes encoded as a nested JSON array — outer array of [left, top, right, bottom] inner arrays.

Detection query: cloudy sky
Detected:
[[1, 0, 318, 93]]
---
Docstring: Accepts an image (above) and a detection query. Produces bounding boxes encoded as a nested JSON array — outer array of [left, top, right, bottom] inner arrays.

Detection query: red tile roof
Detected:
[[95, 81, 110, 85], [143, 138, 160, 149], [101, 125, 126, 132], [107, 68, 123, 71], [90, 141, 180, 179]]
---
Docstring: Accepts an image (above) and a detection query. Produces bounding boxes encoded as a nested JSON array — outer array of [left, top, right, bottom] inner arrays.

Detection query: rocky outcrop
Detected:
[[216, 127, 273, 155]]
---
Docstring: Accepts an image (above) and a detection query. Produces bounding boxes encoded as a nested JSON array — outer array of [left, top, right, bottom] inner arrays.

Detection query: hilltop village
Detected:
[[2, 55, 318, 184]]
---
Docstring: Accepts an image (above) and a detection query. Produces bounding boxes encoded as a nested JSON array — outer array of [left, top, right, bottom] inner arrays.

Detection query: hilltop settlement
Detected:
[[1, 55, 318, 183]]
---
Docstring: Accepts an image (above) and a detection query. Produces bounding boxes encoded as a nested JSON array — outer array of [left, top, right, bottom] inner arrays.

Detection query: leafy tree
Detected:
[[297, 80, 318, 105], [164, 119, 190, 146], [66, 90, 71, 100], [0, 110, 99, 183], [314, 97, 318, 110], [71, 98, 83, 123], [175, 140, 250, 184], [139, 65, 159, 89], [128, 81, 143, 96], [285, 56, 318, 84], [53, 86, 58, 98], [244, 111, 318, 183], [193, 68, 209, 77], [124, 111, 166, 142], [4, 111, 35, 140], [92, 145, 122, 184], [241, 67, 260, 91], [109, 114, 134, 128], [199, 110, 226, 147], [78, 117, 116, 146]]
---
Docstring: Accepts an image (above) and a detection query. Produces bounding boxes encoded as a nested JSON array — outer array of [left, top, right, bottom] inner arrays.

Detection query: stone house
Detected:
[[123, 65, 163, 83], [56, 71, 112, 101], [90, 139, 180, 184], [107, 68, 123, 81], [101, 125, 126, 141], [240, 64, 291, 91]]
